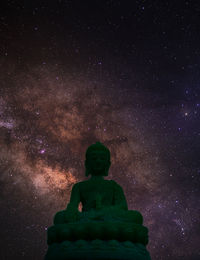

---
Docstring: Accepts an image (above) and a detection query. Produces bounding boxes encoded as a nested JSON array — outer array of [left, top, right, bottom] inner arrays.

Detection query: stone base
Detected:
[[44, 240, 151, 260], [47, 221, 149, 246]]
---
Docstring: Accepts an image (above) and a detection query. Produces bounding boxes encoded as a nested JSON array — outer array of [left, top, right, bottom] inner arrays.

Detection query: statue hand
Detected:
[[100, 205, 125, 216]]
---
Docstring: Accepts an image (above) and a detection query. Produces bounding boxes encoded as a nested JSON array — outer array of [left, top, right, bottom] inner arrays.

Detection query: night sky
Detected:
[[0, 1, 200, 259]]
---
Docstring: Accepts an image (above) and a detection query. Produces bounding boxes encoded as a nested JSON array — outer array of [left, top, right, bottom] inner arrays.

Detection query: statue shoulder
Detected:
[[71, 181, 83, 191], [109, 180, 124, 191], [73, 180, 88, 190], [72, 182, 80, 187], [70, 181, 85, 195], [109, 179, 120, 186]]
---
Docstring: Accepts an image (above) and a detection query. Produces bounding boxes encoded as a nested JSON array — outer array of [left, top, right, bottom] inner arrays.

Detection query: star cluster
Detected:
[[0, 1, 199, 259]]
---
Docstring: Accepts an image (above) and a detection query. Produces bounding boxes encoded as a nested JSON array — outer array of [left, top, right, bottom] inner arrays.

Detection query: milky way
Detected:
[[1, 66, 163, 204], [0, 1, 200, 259]]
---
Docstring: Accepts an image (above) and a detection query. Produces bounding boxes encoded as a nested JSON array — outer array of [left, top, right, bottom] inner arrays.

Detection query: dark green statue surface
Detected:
[[44, 142, 151, 260]]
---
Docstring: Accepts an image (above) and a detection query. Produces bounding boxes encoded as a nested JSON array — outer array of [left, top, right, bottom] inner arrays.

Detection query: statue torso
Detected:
[[78, 179, 115, 212]]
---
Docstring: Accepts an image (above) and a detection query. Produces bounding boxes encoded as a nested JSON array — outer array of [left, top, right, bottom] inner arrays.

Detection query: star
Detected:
[[0, 2, 199, 259]]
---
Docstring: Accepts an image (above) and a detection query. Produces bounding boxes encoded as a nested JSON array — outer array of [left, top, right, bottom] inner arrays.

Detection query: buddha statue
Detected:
[[45, 142, 151, 260], [54, 141, 143, 225]]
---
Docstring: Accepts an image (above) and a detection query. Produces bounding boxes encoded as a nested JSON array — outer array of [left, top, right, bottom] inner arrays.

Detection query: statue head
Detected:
[[85, 142, 111, 177]]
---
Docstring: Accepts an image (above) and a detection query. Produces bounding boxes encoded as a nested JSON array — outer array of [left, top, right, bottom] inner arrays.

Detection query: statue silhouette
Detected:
[[45, 142, 151, 260]]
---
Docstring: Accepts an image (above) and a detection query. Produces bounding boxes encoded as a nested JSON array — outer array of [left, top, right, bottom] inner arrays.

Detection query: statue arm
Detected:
[[66, 183, 80, 211], [112, 181, 128, 210]]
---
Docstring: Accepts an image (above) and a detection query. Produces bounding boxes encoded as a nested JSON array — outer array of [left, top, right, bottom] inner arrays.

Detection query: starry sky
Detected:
[[0, 1, 200, 259]]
